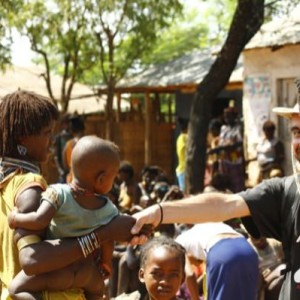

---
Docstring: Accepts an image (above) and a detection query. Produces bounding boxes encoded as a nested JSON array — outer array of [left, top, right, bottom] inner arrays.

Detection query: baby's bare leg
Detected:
[[9, 257, 105, 300]]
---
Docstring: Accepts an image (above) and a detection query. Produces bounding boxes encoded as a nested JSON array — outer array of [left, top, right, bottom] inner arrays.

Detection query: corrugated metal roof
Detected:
[[246, 6, 300, 50], [118, 49, 243, 89]]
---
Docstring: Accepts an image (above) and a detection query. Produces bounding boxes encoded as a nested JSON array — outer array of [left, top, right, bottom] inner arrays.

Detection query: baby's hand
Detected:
[[8, 208, 18, 229]]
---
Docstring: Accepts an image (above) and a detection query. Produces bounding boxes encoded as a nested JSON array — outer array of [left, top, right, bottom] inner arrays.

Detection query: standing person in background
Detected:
[[0, 90, 139, 300], [176, 223, 259, 300], [63, 115, 85, 183], [256, 120, 285, 183], [53, 114, 72, 183], [209, 101, 245, 192], [118, 161, 142, 213], [206, 118, 223, 177], [176, 117, 189, 193]]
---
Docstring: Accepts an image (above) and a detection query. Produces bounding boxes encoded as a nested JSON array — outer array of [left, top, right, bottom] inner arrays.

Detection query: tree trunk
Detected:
[[186, 0, 265, 194], [105, 83, 115, 140]]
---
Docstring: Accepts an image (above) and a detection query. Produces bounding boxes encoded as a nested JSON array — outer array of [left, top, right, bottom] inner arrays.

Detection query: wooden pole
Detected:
[[145, 92, 152, 165], [116, 92, 121, 123]]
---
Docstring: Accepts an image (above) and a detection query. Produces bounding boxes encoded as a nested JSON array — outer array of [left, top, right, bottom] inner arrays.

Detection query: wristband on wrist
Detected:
[[77, 232, 100, 258], [17, 235, 41, 251], [157, 203, 163, 227]]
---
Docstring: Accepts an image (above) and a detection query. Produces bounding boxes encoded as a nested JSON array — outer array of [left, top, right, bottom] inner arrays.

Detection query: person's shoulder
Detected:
[[15, 172, 47, 189], [261, 175, 289, 186], [48, 183, 71, 197], [239, 175, 289, 198], [43, 183, 70, 209]]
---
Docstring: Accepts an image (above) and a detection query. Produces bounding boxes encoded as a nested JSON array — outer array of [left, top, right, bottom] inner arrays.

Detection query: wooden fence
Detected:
[[41, 115, 176, 184]]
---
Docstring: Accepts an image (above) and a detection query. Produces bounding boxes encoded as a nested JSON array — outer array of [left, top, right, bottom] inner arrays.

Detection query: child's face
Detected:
[[139, 246, 184, 300]]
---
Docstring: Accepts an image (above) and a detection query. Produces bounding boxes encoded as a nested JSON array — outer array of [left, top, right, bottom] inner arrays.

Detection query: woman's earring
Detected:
[[17, 145, 28, 156]]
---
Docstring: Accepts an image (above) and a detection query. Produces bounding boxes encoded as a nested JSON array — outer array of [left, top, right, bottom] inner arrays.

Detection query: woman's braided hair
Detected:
[[0, 90, 59, 157]]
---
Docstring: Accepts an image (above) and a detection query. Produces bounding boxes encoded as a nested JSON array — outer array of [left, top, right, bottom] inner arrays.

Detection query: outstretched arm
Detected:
[[131, 193, 250, 236]]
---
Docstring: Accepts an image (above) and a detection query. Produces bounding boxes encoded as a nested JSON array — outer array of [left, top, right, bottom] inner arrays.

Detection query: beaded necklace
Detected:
[[69, 181, 97, 197], [0, 157, 40, 210]]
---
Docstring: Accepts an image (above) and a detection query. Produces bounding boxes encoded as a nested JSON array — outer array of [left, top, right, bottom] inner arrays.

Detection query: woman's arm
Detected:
[[14, 186, 139, 276]]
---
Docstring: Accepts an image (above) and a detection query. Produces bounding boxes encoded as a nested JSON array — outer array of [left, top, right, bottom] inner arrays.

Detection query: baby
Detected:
[[8, 135, 121, 300], [139, 236, 186, 300]]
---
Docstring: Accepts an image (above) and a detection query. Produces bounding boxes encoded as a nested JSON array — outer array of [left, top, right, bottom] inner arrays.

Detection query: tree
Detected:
[[14, 0, 98, 111], [0, 0, 23, 69], [186, 0, 265, 194], [85, 0, 183, 138], [137, 0, 237, 66], [13, 0, 182, 129]]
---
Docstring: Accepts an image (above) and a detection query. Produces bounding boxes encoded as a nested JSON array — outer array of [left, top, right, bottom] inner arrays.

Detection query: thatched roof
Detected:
[[0, 65, 128, 114], [111, 49, 243, 93], [245, 6, 300, 50]]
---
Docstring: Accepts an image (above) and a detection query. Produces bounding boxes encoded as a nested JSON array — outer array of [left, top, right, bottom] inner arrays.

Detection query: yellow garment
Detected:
[[119, 188, 132, 210], [43, 290, 85, 300], [203, 271, 207, 300], [0, 172, 47, 291], [1, 286, 85, 300], [64, 139, 76, 183], [176, 133, 187, 174], [0, 172, 85, 300]]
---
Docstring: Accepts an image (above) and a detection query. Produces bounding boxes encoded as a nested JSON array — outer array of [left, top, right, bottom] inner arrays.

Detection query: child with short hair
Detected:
[[8, 135, 121, 300], [138, 236, 186, 300]]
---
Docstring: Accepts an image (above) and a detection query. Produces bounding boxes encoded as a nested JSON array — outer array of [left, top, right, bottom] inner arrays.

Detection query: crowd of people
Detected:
[[1, 87, 298, 300]]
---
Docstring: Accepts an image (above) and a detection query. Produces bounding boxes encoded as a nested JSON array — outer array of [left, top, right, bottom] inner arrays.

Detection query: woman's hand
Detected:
[[8, 208, 18, 229]]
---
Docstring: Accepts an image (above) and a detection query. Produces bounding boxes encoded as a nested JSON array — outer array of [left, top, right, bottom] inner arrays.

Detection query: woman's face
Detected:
[[20, 121, 56, 162], [139, 247, 184, 300]]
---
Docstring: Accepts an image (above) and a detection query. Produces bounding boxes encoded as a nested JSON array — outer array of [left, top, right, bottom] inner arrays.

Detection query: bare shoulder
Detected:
[[16, 186, 44, 213]]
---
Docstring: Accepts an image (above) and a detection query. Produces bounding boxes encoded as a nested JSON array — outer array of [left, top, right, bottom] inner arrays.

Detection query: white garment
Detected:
[[256, 137, 279, 166], [175, 223, 240, 261]]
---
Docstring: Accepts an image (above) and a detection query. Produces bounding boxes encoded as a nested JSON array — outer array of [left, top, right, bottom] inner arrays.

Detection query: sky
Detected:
[[11, 30, 34, 66]]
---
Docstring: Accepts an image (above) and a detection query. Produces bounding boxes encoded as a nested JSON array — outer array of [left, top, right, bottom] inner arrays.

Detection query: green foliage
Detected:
[[85, 0, 183, 85], [138, 0, 236, 67], [10, 0, 183, 111], [0, 0, 24, 69], [265, 0, 299, 21], [13, 0, 98, 107]]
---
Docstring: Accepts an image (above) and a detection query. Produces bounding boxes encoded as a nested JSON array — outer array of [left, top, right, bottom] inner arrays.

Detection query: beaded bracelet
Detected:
[[77, 232, 100, 258], [157, 203, 163, 227]]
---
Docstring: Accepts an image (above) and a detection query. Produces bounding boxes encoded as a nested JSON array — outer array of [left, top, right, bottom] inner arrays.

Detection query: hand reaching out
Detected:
[[130, 204, 161, 245]]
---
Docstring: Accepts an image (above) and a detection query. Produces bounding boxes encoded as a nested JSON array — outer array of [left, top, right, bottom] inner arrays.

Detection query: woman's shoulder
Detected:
[[6, 173, 47, 206], [14, 172, 47, 189]]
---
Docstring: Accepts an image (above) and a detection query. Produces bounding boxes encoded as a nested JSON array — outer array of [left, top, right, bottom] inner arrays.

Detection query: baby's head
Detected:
[[71, 135, 120, 194], [139, 236, 186, 300]]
